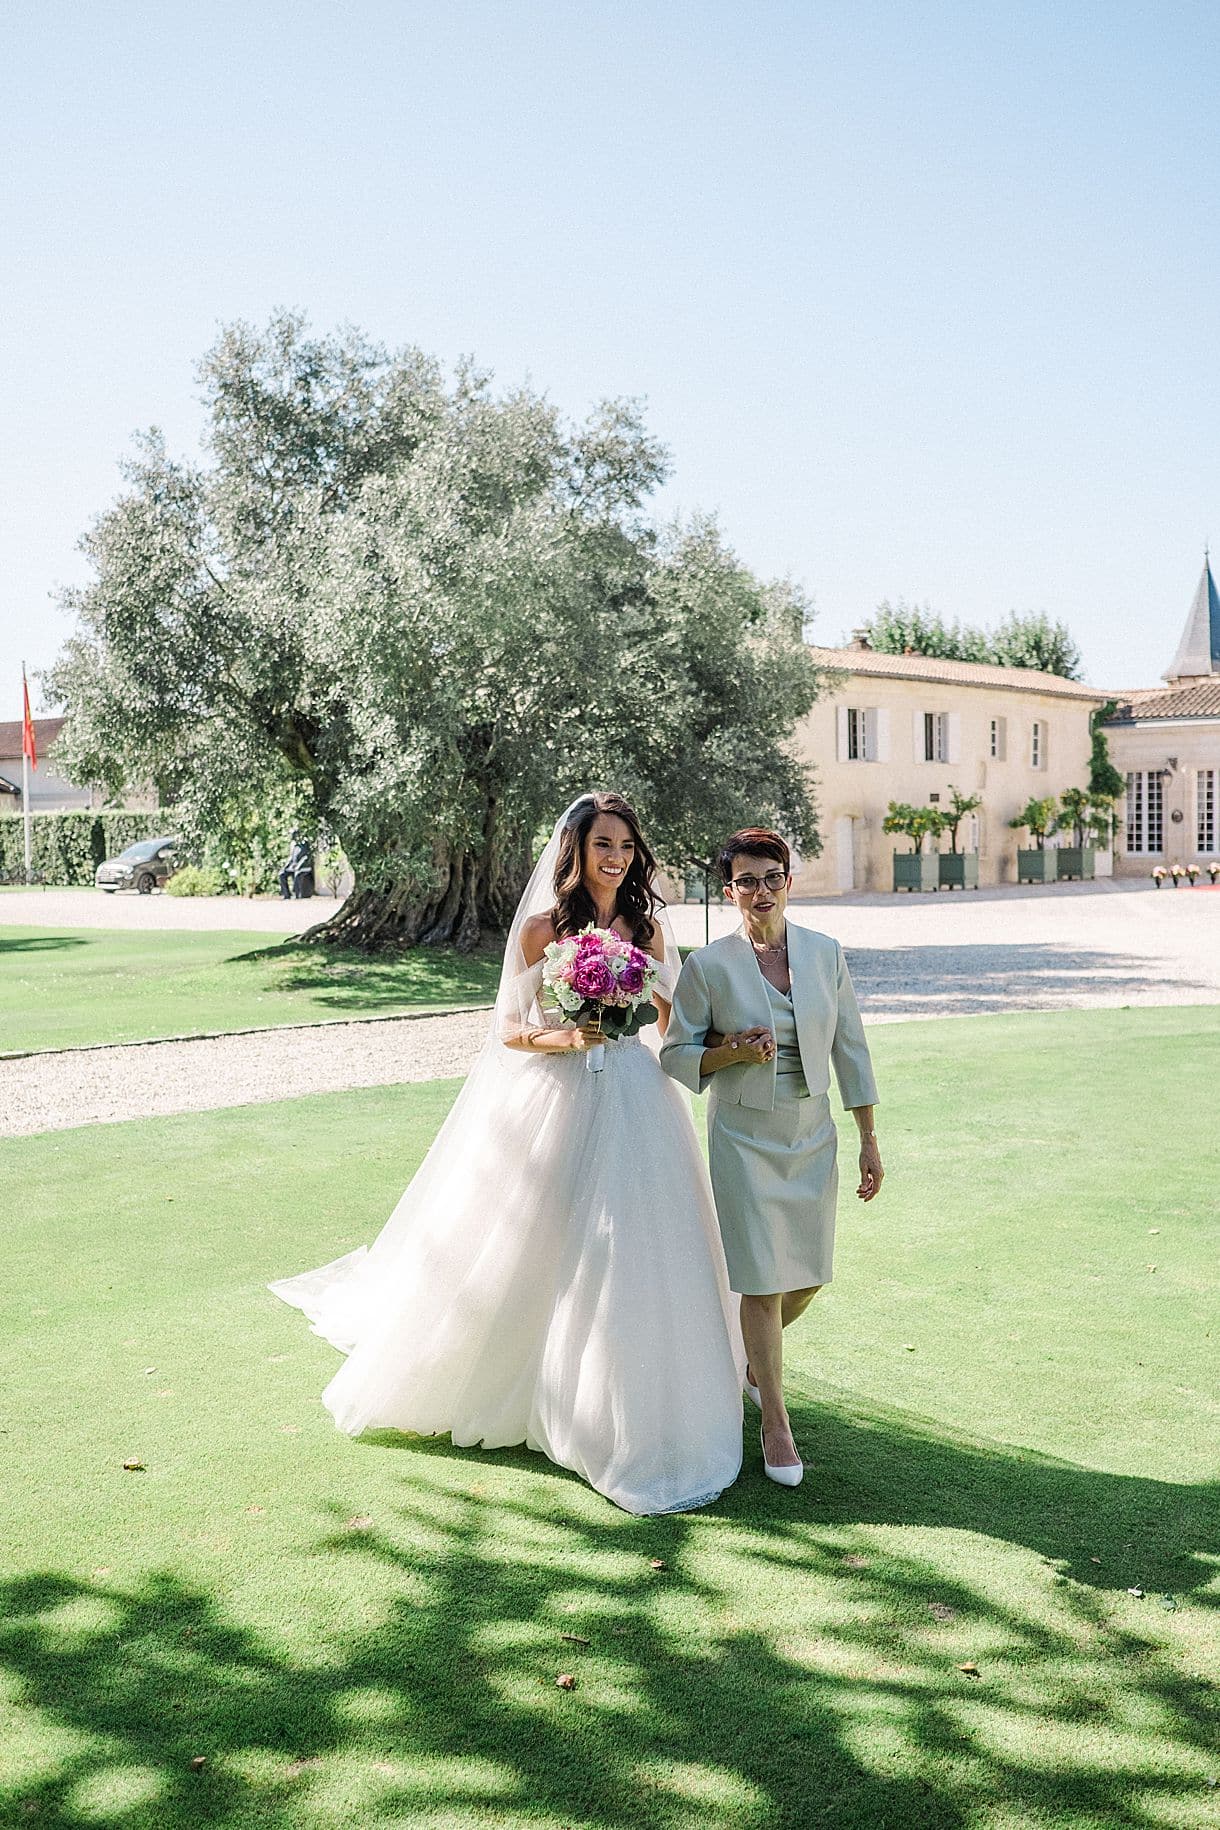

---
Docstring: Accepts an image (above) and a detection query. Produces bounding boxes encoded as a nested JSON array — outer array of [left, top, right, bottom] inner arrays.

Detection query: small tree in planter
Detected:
[[1054, 787, 1097, 880], [884, 802, 944, 891], [1010, 796, 1058, 882], [939, 785, 982, 889]]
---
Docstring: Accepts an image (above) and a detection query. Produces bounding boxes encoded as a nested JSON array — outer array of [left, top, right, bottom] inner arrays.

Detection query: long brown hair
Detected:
[[550, 792, 662, 947]]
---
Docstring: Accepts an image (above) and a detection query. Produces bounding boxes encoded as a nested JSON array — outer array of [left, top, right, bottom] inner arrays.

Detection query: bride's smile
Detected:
[[582, 817, 636, 916]]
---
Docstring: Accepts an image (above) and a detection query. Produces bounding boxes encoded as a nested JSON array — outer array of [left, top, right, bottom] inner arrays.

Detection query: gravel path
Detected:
[[1, 1009, 493, 1139], [3, 878, 1215, 1139]]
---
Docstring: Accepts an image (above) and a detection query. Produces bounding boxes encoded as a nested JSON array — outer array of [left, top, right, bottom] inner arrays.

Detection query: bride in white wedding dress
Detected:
[[269, 792, 745, 1515]]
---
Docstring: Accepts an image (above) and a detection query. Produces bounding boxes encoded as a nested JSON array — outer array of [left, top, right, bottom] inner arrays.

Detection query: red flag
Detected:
[[22, 671, 37, 770]]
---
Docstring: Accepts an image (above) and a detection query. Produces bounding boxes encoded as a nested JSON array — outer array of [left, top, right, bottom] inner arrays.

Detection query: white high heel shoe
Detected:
[[744, 1367, 761, 1409], [761, 1425, 803, 1488]]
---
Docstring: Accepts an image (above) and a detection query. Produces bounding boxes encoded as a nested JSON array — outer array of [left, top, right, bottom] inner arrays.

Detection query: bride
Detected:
[[269, 792, 745, 1515]]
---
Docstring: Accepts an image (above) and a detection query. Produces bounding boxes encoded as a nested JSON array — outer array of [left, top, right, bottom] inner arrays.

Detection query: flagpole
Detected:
[[21, 663, 33, 883]]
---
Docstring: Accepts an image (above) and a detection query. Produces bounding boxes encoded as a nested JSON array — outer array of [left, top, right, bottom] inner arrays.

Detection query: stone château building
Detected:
[[789, 642, 1109, 894], [1102, 556, 1220, 876]]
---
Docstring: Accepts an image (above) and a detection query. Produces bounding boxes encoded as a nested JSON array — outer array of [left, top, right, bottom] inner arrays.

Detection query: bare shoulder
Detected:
[[520, 912, 556, 967]]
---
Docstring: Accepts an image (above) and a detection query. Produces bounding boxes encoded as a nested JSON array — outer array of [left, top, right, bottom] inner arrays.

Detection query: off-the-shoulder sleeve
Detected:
[[652, 951, 680, 1004], [659, 953, 714, 1095], [496, 960, 547, 1045]]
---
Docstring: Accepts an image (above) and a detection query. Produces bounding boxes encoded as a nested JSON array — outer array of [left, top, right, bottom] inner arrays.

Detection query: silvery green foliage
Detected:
[[865, 601, 1082, 680], [50, 313, 824, 945]]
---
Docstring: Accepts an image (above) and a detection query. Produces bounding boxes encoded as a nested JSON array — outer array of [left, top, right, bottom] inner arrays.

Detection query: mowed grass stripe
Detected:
[[0, 926, 502, 1053]]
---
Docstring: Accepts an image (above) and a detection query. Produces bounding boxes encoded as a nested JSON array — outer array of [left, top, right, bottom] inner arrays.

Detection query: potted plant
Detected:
[[1152, 866, 1167, 888], [938, 785, 982, 889], [1209, 864, 1220, 884], [1187, 864, 1200, 884], [1009, 797, 1059, 882], [1170, 864, 1186, 888], [1054, 787, 1098, 880], [884, 802, 943, 891]]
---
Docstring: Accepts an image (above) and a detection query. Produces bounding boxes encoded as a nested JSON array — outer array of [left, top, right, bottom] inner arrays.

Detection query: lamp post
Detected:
[[686, 857, 716, 945]]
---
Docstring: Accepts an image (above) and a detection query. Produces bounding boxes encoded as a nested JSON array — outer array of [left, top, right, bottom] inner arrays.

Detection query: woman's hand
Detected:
[[567, 1021, 605, 1051], [724, 1026, 775, 1066], [856, 1133, 884, 1202]]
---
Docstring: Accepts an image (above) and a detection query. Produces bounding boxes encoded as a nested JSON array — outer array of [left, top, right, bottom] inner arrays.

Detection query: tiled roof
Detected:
[[1104, 681, 1220, 723], [805, 645, 1109, 701], [0, 715, 65, 758]]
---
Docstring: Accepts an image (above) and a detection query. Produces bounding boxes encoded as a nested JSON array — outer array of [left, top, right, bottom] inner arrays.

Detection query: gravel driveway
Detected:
[[3, 878, 1215, 1138]]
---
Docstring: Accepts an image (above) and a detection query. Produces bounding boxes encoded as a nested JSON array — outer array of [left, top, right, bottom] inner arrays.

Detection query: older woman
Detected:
[[660, 827, 882, 1487]]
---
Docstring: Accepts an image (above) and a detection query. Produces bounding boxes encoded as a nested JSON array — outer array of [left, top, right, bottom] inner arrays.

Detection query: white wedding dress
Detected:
[[269, 803, 745, 1516]]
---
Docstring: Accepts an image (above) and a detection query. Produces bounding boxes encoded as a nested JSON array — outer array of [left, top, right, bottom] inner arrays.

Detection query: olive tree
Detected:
[[50, 314, 826, 949]]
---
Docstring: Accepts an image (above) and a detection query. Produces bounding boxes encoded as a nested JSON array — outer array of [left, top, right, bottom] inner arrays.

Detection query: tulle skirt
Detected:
[[269, 1035, 745, 1515]]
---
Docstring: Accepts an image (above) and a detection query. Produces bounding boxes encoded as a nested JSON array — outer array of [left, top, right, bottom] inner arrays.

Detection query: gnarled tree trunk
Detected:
[[298, 815, 532, 953]]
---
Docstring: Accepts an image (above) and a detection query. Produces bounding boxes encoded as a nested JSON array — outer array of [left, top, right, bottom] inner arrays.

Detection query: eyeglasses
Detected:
[[729, 870, 787, 894]]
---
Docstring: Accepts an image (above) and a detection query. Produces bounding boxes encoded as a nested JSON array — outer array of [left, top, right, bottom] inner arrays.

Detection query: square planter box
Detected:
[[1017, 849, 1057, 883], [1056, 847, 1096, 881], [938, 852, 979, 890], [893, 852, 939, 892]]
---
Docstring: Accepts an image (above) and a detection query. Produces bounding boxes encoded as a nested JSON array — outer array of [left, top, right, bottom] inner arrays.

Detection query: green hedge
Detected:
[[0, 810, 183, 886]]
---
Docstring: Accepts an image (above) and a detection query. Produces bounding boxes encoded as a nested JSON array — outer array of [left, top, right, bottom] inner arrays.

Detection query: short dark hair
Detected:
[[719, 827, 791, 885]]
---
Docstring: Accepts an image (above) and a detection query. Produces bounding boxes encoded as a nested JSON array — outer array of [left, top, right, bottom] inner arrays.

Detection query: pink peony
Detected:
[[572, 953, 616, 1000]]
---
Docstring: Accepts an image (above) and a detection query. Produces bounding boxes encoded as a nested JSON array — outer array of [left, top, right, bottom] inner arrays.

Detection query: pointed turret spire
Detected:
[[1164, 552, 1220, 682]]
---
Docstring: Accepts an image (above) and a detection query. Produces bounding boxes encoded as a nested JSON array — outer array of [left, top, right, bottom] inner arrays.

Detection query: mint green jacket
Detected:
[[660, 925, 878, 1113]]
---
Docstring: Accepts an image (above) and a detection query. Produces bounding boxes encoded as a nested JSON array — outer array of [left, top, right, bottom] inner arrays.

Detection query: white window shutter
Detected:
[[836, 704, 849, 761], [913, 709, 925, 760], [862, 708, 877, 760], [996, 716, 1007, 762], [1041, 723, 1049, 770], [874, 707, 891, 762], [947, 711, 961, 764]]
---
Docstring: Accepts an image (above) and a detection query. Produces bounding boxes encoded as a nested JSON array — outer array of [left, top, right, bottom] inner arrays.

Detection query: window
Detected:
[[923, 712, 946, 761], [990, 716, 1007, 761], [1031, 721, 1045, 769], [913, 709, 959, 763], [1126, 770, 1164, 854], [837, 705, 889, 762], [1199, 769, 1218, 854]]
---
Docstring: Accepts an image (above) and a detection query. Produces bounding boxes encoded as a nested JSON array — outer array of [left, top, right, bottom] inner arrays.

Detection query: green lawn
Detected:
[[2, 1007, 1217, 1829], [0, 927, 501, 1053]]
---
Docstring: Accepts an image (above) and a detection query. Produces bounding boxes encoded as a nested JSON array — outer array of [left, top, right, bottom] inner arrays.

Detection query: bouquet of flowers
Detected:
[[541, 926, 660, 1072]]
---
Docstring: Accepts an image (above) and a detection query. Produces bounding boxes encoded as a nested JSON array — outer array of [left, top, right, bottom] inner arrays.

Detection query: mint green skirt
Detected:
[[707, 1090, 838, 1294]]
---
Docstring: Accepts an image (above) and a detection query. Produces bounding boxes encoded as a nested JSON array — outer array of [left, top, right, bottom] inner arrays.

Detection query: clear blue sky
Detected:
[[4, 0, 1218, 714]]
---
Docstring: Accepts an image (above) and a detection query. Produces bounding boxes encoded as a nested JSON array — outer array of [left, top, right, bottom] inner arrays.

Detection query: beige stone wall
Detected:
[[1105, 720, 1220, 875], [790, 674, 1105, 894]]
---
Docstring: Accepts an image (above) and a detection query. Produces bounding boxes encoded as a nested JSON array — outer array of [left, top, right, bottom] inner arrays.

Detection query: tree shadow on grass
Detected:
[[778, 1384, 1220, 1606], [225, 942, 503, 1015], [2, 1400, 1215, 1828], [843, 944, 1215, 1016], [0, 935, 89, 955]]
